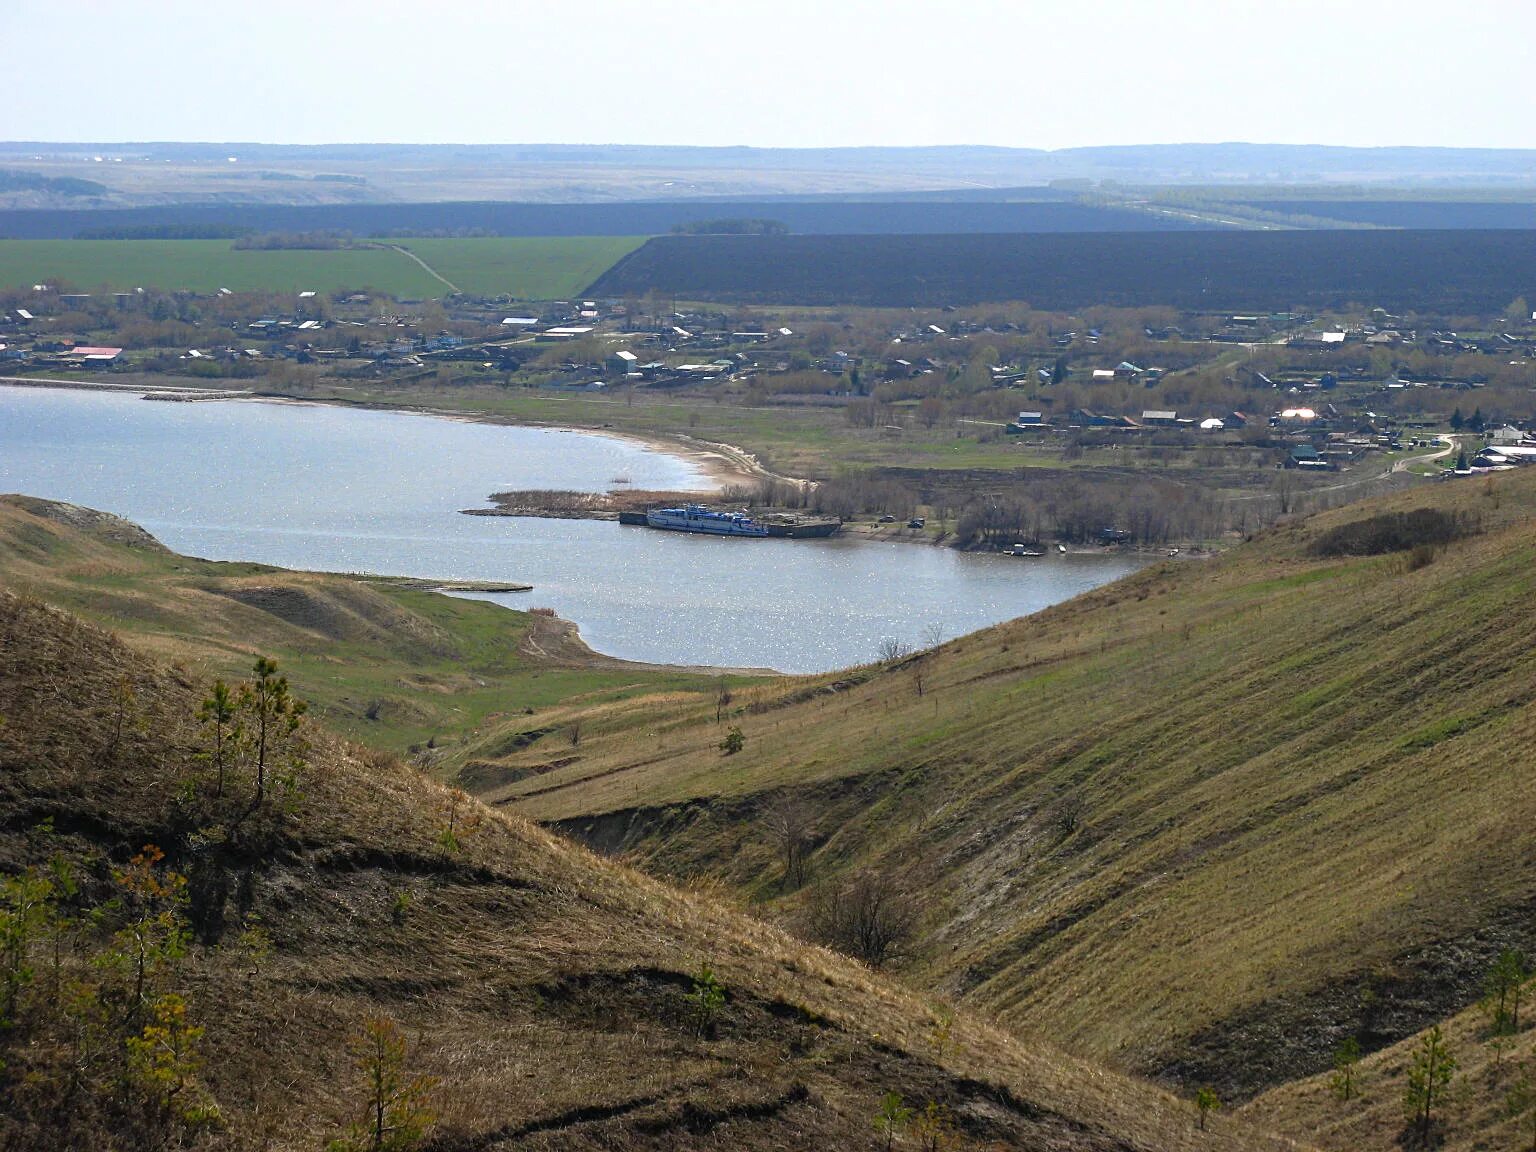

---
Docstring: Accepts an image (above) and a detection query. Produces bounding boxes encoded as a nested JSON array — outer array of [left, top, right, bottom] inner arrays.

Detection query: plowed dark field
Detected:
[[587, 229, 1536, 311]]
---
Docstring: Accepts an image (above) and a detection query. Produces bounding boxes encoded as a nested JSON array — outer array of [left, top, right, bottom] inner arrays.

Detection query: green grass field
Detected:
[[0, 236, 646, 299], [387, 236, 646, 297], [0, 495, 722, 753], [0, 239, 442, 296]]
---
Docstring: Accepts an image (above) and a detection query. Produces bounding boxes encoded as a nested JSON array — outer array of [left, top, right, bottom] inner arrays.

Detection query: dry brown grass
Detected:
[[463, 467, 1536, 1126], [0, 591, 1304, 1151], [1243, 990, 1536, 1151]]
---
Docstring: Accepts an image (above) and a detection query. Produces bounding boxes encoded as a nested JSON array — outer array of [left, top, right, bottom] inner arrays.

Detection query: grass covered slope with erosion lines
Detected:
[[1244, 988, 1536, 1152], [0, 494, 720, 752], [0, 593, 1303, 1152], [586, 229, 1536, 310], [483, 468, 1536, 1106]]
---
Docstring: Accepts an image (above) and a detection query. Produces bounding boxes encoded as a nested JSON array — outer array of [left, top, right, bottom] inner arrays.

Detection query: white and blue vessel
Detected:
[[644, 504, 769, 537]]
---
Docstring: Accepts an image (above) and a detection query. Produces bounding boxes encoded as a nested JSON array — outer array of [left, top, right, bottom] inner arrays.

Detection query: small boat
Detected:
[[1006, 543, 1044, 557], [1057, 543, 1067, 554]]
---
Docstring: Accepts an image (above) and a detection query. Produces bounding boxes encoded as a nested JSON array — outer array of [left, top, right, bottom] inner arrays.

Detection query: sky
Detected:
[[5, 0, 1534, 150]]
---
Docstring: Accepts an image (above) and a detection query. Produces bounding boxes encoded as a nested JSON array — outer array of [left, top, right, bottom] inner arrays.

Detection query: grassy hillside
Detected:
[[0, 590, 1301, 1151], [0, 494, 721, 752], [1244, 988, 1536, 1151], [467, 467, 1536, 1104]]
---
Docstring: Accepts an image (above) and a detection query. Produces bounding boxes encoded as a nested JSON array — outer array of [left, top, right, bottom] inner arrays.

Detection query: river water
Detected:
[[0, 386, 1144, 672]]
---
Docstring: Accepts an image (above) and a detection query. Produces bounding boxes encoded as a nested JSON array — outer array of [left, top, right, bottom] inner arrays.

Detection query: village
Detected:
[[3, 282, 1533, 499]]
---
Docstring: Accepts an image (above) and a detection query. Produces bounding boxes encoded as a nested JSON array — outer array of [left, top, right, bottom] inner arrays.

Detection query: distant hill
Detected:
[[0, 167, 106, 198], [1248, 200, 1536, 229], [5, 141, 1536, 186], [0, 198, 1208, 239], [1, 141, 1534, 212]]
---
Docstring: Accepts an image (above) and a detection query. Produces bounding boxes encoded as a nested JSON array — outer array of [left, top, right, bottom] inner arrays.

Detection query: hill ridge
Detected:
[[0, 587, 1298, 1150], [475, 469, 1536, 1116]]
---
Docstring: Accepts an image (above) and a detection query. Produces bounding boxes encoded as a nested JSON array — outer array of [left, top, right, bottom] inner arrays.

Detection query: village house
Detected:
[[65, 345, 123, 365], [1070, 409, 1131, 428], [1488, 424, 1528, 446], [1274, 407, 1319, 427], [1287, 443, 1331, 470]]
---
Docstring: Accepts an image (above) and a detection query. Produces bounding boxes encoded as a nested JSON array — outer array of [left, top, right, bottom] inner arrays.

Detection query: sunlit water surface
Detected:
[[0, 387, 1144, 671]]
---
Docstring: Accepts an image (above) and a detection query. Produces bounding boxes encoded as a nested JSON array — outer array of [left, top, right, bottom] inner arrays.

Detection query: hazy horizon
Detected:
[[6, 0, 1532, 152], [4, 141, 1534, 154]]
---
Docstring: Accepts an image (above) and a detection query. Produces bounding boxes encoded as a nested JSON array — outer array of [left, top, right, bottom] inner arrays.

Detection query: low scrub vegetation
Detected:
[[1309, 507, 1480, 557]]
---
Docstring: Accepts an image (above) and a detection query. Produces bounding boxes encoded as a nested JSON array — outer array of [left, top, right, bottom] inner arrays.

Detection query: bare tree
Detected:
[[764, 797, 814, 889], [1273, 468, 1298, 516], [877, 637, 914, 664], [910, 650, 930, 697], [808, 869, 918, 967]]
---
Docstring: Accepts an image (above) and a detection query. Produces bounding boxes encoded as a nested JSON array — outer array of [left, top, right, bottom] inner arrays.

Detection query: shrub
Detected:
[[1194, 1086, 1220, 1131], [808, 869, 918, 967], [327, 1017, 438, 1152], [691, 963, 726, 1038], [1309, 508, 1479, 558]]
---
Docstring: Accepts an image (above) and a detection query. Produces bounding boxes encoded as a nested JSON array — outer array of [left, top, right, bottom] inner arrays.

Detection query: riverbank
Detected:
[[0, 374, 252, 397], [274, 391, 782, 495], [267, 390, 781, 495], [358, 575, 532, 594], [511, 607, 779, 677]]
